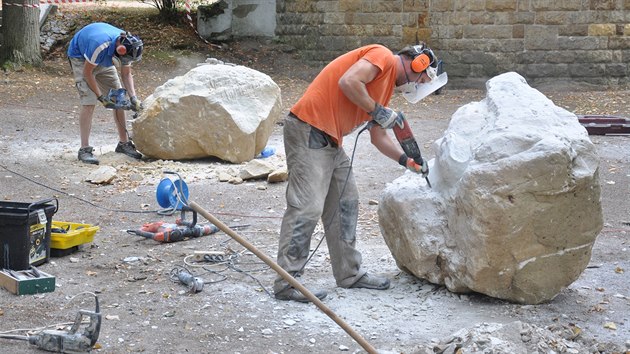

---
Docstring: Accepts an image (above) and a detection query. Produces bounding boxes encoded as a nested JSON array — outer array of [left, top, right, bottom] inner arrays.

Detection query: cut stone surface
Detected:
[[132, 59, 282, 163], [378, 72, 603, 304]]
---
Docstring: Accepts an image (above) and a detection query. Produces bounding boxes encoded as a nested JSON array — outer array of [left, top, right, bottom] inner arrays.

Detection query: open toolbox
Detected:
[[0, 267, 55, 295], [50, 221, 99, 257]]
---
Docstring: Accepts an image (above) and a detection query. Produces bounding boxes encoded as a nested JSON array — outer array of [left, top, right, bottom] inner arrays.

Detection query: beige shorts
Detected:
[[69, 57, 122, 105]]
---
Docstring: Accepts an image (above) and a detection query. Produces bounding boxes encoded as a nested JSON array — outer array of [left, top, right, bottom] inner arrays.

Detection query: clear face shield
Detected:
[[399, 71, 448, 104], [396, 47, 448, 103]]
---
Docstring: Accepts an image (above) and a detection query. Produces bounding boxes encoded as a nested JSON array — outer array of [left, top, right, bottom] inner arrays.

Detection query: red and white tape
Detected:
[[3, 0, 94, 7], [42, 0, 95, 3], [3, 0, 218, 48], [2, 2, 40, 7], [183, 0, 219, 48]]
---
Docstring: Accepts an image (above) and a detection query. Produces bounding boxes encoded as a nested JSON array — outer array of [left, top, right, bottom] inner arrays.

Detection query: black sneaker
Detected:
[[78, 146, 99, 165], [115, 141, 142, 159], [275, 286, 327, 303], [349, 273, 390, 290]]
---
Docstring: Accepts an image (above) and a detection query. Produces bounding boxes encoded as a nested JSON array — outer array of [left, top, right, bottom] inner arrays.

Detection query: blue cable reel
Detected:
[[156, 171, 189, 211]]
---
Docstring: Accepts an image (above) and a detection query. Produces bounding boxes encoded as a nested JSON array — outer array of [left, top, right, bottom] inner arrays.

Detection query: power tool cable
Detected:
[[181, 250, 272, 295], [0, 163, 154, 215], [0, 163, 281, 220], [296, 121, 373, 274]]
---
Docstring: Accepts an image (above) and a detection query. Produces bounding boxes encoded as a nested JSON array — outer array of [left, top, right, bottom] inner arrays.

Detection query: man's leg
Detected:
[[321, 150, 365, 287], [79, 105, 96, 148], [95, 66, 142, 160], [113, 109, 129, 143], [274, 115, 336, 301], [70, 58, 100, 164], [322, 147, 390, 290], [77, 104, 99, 164]]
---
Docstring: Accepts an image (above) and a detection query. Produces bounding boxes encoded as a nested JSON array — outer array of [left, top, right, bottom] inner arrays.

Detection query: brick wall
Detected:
[[276, 0, 630, 88]]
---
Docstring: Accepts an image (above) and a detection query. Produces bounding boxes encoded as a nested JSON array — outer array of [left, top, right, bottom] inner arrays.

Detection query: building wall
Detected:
[[275, 0, 630, 88]]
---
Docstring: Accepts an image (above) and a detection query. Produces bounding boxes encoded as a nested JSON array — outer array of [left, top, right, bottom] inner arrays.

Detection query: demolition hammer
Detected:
[[392, 112, 432, 187], [127, 207, 220, 243], [0, 293, 101, 353]]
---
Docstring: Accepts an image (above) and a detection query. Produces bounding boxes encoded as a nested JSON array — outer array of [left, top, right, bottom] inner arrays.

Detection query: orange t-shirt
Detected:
[[290, 44, 397, 146]]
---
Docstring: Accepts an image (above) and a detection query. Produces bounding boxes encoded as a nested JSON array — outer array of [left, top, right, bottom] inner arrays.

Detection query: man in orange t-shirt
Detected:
[[274, 43, 441, 302]]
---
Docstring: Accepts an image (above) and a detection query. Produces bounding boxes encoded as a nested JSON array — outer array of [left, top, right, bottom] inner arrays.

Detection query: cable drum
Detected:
[[156, 177, 189, 210]]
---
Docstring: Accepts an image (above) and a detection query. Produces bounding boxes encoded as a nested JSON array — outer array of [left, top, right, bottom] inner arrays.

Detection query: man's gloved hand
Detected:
[[399, 154, 429, 177], [130, 95, 143, 112], [369, 103, 400, 129], [97, 94, 117, 109]]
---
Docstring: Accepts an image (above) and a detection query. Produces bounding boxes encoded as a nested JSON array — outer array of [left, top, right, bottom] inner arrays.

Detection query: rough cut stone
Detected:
[[267, 167, 288, 183], [132, 59, 282, 163], [85, 166, 117, 185], [239, 159, 276, 180], [378, 72, 602, 304]]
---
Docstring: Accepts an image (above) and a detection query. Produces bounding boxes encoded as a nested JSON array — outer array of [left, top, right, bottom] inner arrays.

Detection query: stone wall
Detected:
[[275, 0, 630, 89]]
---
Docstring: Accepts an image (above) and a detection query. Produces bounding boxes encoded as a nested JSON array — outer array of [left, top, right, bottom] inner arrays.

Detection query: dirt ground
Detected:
[[1, 7, 630, 354]]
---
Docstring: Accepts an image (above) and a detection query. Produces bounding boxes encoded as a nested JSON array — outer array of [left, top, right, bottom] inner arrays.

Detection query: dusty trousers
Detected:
[[274, 114, 366, 293]]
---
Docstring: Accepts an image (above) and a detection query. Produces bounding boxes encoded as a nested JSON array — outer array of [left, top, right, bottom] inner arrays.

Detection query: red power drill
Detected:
[[392, 112, 432, 187]]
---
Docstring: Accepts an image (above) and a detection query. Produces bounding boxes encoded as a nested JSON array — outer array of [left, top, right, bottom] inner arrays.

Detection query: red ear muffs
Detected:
[[116, 44, 127, 56], [411, 53, 431, 73]]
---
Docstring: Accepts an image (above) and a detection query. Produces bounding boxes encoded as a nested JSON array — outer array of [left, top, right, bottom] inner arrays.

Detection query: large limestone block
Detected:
[[132, 60, 282, 163], [378, 72, 602, 304]]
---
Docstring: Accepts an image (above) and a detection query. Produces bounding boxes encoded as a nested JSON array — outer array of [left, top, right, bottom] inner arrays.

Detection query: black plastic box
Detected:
[[0, 199, 58, 271]]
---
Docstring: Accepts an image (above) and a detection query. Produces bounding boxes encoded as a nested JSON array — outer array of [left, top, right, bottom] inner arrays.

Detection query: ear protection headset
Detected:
[[115, 32, 143, 59], [409, 44, 437, 73], [116, 33, 129, 56]]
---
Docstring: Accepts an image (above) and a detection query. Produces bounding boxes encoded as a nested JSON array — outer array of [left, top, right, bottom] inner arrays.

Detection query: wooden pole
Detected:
[[188, 201, 378, 354]]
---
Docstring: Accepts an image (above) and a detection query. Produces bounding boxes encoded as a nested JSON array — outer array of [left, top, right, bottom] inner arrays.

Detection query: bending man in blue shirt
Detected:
[[67, 22, 144, 164]]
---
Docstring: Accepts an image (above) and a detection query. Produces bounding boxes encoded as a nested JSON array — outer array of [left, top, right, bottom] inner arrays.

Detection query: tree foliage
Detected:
[[137, 0, 184, 21]]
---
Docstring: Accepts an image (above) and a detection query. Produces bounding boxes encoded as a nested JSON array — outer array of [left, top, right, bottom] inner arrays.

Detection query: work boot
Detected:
[[349, 273, 390, 290], [78, 146, 99, 165], [115, 141, 142, 159], [275, 286, 327, 303]]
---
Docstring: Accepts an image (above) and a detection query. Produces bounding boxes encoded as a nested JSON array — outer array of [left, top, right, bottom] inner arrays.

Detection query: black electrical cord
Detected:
[[297, 121, 374, 274], [0, 164, 283, 220], [0, 163, 157, 214], [181, 251, 272, 295]]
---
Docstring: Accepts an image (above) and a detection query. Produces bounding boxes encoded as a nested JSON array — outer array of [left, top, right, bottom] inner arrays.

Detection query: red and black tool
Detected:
[[392, 112, 432, 187], [127, 207, 219, 243]]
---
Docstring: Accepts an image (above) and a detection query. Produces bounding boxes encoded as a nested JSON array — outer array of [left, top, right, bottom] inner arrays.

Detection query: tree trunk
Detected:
[[0, 0, 42, 67]]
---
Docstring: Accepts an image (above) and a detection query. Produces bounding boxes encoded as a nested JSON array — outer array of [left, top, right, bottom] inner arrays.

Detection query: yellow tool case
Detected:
[[50, 221, 99, 257]]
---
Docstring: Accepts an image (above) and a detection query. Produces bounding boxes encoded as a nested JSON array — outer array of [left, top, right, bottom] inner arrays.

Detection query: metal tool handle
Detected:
[[178, 206, 197, 228], [188, 201, 378, 354]]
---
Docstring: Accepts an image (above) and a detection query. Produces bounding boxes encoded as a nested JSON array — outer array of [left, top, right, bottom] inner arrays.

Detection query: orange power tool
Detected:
[[127, 208, 219, 243], [392, 112, 431, 187]]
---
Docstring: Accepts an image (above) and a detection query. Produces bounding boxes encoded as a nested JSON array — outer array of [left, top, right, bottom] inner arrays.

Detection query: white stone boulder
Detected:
[[131, 60, 282, 163], [378, 72, 602, 304]]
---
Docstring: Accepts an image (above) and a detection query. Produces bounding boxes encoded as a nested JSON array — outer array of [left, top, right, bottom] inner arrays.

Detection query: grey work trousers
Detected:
[[274, 114, 366, 293]]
